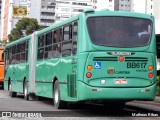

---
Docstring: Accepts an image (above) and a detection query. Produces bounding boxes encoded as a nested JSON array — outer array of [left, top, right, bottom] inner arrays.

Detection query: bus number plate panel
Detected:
[[114, 79, 127, 84]]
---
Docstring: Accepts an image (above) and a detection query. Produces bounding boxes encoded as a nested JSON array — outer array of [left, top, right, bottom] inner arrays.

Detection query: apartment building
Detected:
[[1, 0, 30, 41], [1, 0, 10, 41], [39, 0, 55, 26], [55, 0, 92, 23], [92, 0, 131, 11], [0, 0, 2, 39]]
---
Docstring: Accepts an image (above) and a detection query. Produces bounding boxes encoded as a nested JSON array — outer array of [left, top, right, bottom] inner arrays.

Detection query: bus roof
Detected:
[[5, 35, 31, 48], [36, 10, 153, 36], [37, 15, 79, 36], [85, 9, 153, 20]]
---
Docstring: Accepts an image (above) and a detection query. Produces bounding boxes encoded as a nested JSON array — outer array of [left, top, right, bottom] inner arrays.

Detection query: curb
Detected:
[[155, 96, 160, 103]]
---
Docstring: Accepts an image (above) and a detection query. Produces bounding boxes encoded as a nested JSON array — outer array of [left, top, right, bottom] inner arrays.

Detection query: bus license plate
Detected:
[[114, 79, 127, 84]]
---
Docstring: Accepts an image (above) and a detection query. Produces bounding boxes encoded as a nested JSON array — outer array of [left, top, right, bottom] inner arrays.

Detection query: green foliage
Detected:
[[156, 76, 160, 93], [8, 18, 40, 42]]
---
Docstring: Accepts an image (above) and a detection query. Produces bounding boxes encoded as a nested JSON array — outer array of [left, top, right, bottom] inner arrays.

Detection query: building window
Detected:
[[109, 0, 112, 2], [19, 0, 27, 2], [93, 6, 97, 9], [151, 5, 152, 9]]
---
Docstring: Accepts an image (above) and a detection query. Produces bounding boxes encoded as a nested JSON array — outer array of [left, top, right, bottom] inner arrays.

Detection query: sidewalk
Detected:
[[155, 96, 160, 103]]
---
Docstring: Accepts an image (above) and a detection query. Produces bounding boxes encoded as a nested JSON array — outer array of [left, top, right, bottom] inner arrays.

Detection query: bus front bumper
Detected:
[[77, 81, 156, 101]]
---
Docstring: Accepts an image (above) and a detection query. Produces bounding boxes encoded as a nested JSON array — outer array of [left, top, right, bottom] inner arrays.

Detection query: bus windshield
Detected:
[[87, 17, 152, 47]]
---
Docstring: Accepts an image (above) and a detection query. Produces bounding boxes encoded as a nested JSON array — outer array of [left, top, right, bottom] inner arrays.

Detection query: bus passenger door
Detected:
[[61, 22, 78, 99]]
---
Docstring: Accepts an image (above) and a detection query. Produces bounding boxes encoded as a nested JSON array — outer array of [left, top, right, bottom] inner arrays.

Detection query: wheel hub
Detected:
[[55, 89, 59, 104]]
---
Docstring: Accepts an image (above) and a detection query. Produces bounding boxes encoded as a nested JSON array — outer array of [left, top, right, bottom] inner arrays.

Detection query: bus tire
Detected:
[[53, 80, 67, 109], [24, 80, 29, 100], [9, 82, 17, 97]]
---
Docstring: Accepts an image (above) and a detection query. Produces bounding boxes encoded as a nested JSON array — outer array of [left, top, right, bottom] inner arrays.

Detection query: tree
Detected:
[[8, 18, 40, 42]]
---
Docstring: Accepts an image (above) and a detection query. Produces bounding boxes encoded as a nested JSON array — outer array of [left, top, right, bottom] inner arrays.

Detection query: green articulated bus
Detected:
[[4, 9, 157, 109]]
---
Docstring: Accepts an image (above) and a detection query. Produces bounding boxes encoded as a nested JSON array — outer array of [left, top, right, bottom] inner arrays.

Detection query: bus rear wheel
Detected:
[[9, 82, 17, 97], [53, 80, 67, 109], [24, 81, 29, 100]]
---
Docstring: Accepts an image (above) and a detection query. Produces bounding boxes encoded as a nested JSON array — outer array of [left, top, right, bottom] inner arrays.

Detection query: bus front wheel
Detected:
[[53, 80, 67, 109], [9, 82, 17, 97]]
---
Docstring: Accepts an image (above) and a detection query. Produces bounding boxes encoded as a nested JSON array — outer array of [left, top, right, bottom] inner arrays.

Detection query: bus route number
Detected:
[[127, 62, 147, 68]]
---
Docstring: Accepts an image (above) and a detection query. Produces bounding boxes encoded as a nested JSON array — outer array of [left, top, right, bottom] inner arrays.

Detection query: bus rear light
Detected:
[[148, 73, 153, 78], [119, 56, 124, 62], [86, 72, 92, 78], [87, 65, 93, 71], [148, 65, 153, 71]]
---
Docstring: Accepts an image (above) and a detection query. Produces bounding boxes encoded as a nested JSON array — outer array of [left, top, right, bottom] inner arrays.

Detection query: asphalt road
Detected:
[[0, 89, 160, 119]]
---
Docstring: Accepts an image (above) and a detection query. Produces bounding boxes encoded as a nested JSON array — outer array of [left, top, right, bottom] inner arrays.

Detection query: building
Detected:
[[39, 0, 55, 26], [118, 0, 132, 11], [0, 0, 2, 40], [2, 0, 160, 42], [55, 0, 92, 23], [29, 0, 41, 24], [1, 0, 10, 42], [0, 0, 30, 42], [92, 0, 113, 10], [131, 0, 151, 14], [92, 0, 132, 11]]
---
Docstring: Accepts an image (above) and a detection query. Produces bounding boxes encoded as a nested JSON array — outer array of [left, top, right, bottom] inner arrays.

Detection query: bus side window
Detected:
[[12, 45, 17, 64], [38, 35, 45, 60], [63, 26, 69, 41], [51, 29, 62, 58], [45, 32, 52, 46], [44, 32, 52, 59], [16, 44, 21, 64], [25, 41, 28, 62], [62, 25, 72, 57], [38, 35, 45, 47], [21, 53, 25, 63], [19, 41, 26, 63], [9, 47, 12, 64], [72, 22, 78, 55], [38, 48, 44, 60]]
